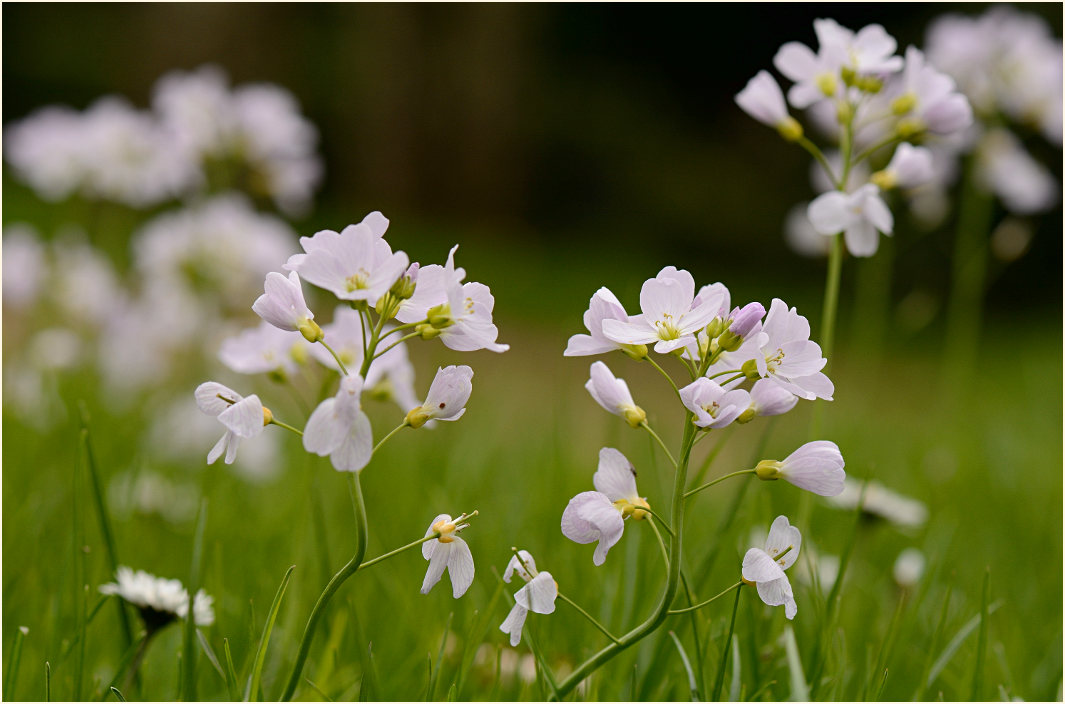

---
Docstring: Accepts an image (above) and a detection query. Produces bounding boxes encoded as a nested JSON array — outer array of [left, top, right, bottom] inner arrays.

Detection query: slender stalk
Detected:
[[269, 418, 304, 437], [852, 134, 902, 166], [376, 319, 425, 341], [668, 582, 743, 615], [642, 509, 674, 538], [706, 368, 741, 381], [721, 372, 746, 387], [683, 469, 755, 499], [712, 586, 743, 701], [122, 631, 155, 694], [644, 356, 682, 401], [317, 340, 351, 377], [359, 315, 388, 378], [358, 534, 436, 572], [640, 422, 677, 469], [797, 136, 839, 188], [280, 473, 368, 701], [550, 415, 698, 700], [372, 422, 409, 454], [647, 516, 670, 566], [373, 331, 422, 359], [557, 593, 622, 644]]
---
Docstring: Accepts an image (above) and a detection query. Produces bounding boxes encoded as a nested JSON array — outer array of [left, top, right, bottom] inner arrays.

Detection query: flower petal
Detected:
[[592, 447, 638, 502]]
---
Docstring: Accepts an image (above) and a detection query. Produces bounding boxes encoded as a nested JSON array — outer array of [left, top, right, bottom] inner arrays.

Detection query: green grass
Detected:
[[2, 300, 1061, 700]]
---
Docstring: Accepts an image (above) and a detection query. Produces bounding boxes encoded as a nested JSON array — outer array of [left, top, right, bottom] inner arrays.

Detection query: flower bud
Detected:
[[729, 302, 765, 338], [621, 343, 648, 360], [891, 92, 917, 115], [869, 169, 896, 190], [262, 406, 274, 426], [622, 406, 647, 429], [705, 317, 727, 340], [375, 292, 398, 319], [836, 101, 853, 125], [740, 358, 761, 380], [857, 76, 883, 94], [895, 118, 925, 139], [736, 407, 756, 424], [298, 319, 324, 343], [416, 323, 441, 340], [755, 459, 782, 481], [427, 303, 453, 329], [390, 263, 419, 301], [840, 66, 857, 87], [405, 406, 431, 429], [816, 73, 838, 97]]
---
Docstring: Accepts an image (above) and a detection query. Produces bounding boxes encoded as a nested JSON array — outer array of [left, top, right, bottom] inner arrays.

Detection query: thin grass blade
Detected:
[[783, 625, 809, 702], [712, 586, 743, 701], [728, 635, 742, 702], [669, 631, 700, 701], [45, 661, 51, 702], [925, 600, 1002, 691], [456, 579, 505, 697], [223, 638, 239, 702], [183, 499, 208, 701], [246, 564, 295, 701], [358, 642, 379, 702], [110, 686, 126, 701], [971, 568, 991, 700], [196, 630, 226, 682], [428, 611, 453, 700], [4, 626, 28, 701]]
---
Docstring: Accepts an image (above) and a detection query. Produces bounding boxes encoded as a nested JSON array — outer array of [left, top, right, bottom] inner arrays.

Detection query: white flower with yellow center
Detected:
[[290, 218, 408, 306], [421, 514, 475, 598], [303, 374, 373, 472], [742, 515, 802, 620], [194, 381, 268, 465]]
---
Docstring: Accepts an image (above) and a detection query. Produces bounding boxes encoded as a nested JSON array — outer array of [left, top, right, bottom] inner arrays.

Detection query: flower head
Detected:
[[195, 382, 267, 465], [888, 46, 974, 137], [219, 322, 309, 377], [303, 374, 373, 472], [290, 220, 408, 306], [741, 299, 834, 401], [808, 184, 894, 257], [421, 514, 475, 599], [742, 516, 801, 620], [585, 361, 646, 428], [100, 566, 214, 629], [872, 143, 936, 191], [500, 550, 558, 646], [561, 448, 648, 565], [252, 271, 321, 342], [405, 365, 474, 428], [735, 71, 802, 140], [679, 378, 751, 429], [602, 267, 724, 354], [755, 440, 846, 497], [564, 287, 640, 357]]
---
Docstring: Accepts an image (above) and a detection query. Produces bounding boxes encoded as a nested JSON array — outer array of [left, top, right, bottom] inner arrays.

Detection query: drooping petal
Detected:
[[515, 572, 558, 615], [503, 550, 538, 583], [446, 536, 475, 598], [421, 541, 451, 595], [764, 516, 803, 570], [592, 448, 638, 502], [741, 548, 786, 584], [499, 603, 529, 647], [217, 394, 264, 438], [195, 381, 241, 417], [302, 398, 345, 455], [779, 441, 845, 497], [207, 432, 229, 465], [561, 491, 625, 566], [329, 410, 373, 472]]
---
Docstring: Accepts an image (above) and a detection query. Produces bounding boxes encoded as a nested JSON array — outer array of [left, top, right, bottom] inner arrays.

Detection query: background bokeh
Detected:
[[3, 3, 1062, 702]]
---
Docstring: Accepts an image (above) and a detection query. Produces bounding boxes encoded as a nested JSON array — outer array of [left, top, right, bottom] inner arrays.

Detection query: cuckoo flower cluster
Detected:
[[193, 211, 504, 699], [736, 17, 975, 256], [501, 265, 846, 698]]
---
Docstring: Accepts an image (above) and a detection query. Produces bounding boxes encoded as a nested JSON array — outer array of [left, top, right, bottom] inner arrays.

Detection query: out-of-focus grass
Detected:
[[2, 286, 1061, 700]]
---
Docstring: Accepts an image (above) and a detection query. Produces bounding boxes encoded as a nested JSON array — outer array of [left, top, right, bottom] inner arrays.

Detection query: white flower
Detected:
[[435, 247, 509, 353], [500, 551, 558, 646], [252, 271, 318, 340], [756, 441, 846, 497], [561, 448, 648, 565], [284, 211, 390, 272], [564, 287, 636, 357], [890, 47, 974, 137], [826, 478, 928, 528], [303, 374, 374, 472], [602, 267, 723, 354], [808, 183, 894, 257], [751, 299, 834, 401], [784, 204, 831, 259], [976, 129, 1058, 214], [584, 361, 646, 428], [746, 379, 799, 418], [405, 365, 474, 428], [291, 220, 408, 305], [893, 548, 926, 588], [874, 143, 936, 190], [395, 245, 465, 323], [100, 566, 214, 627], [219, 322, 308, 377], [735, 71, 799, 137], [679, 378, 751, 429], [815, 19, 904, 76], [194, 382, 267, 465], [421, 514, 475, 598], [742, 516, 801, 620]]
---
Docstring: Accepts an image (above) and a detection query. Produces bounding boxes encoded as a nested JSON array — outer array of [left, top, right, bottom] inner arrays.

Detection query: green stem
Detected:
[[550, 415, 697, 700], [644, 356, 682, 401], [852, 134, 902, 167], [706, 368, 741, 381], [317, 340, 351, 377], [642, 509, 674, 538], [819, 232, 845, 369], [358, 535, 436, 572], [711, 585, 743, 701], [668, 581, 742, 615], [797, 136, 840, 188], [280, 473, 368, 701], [372, 422, 409, 454], [377, 319, 426, 341], [557, 593, 622, 645], [640, 422, 677, 469], [359, 315, 388, 378], [647, 515, 670, 566], [721, 372, 746, 386], [683, 469, 755, 499], [269, 419, 304, 437], [373, 331, 422, 360]]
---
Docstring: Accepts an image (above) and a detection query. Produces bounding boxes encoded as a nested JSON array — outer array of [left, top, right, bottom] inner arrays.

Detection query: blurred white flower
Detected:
[[195, 381, 267, 465], [975, 129, 1059, 214], [51, 232, 123, 326], [808, 184, 894, 258], [826, 478, 928, 528], [219, 321, 307, 377], [873, 143, 936, 190], [421, 514, 475, 598], [893, 547, 926, 588], [28, 328, 81, 371], [2, 224, 46, 308], [100, 566, 213, 627], [742, 515, 802, 620], [500, 550, 557, 646], [784, 203, 831, 258], [888, 47, 974, 137], [108, 470, 199, 524]]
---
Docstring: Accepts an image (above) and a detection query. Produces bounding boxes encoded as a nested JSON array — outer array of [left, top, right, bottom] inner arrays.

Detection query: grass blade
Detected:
[[915, 586, 953, 701], [78, 403, 134, 654], [196, 630, 226, 682], [669, 631, 700, 701], [712, 586, 743, 701], [4, 626, 28, 701], [45, 661, 51, 702], [456, 579, 505, 697], [358, 642, 379, 702], [971, 568, 991, 700], [246, 564, 295, 701], [110, 686, 126, 701], [72, 435, 87, 703], [783, 625, 808, 702], [183, 499, 208, 701], [864, 593, 907, 700], [926, 600, 1002, 691], [428, 611, 454, 700], [223, 639, 239, 702]]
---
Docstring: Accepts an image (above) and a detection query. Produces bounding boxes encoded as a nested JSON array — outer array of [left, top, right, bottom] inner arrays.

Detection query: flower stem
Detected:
[[643, 509, 674, 538], [280, 472, 368, 701], [819, 232, 845, 369], [550, 414, 697, 700], [711, 585, 743, 701], [376, 319, 425, 341], [644, 356, 682, 401], [317, 340, 351, 377], [797, 136, 839, 188], [372, 422, 408, 454], [683, 469, 755, 499], [721, 372, 746, 386], [373, 331, 422, 360], [852, 134, 902, 167], [358, 535, 436, 572], [557, 593, 622, 645], [706, 368, 741, 380], [640, 422, 677, 469], [668, 581, 743, 615], [359, 315, 388, 378], [269, 419, 304, 437]]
